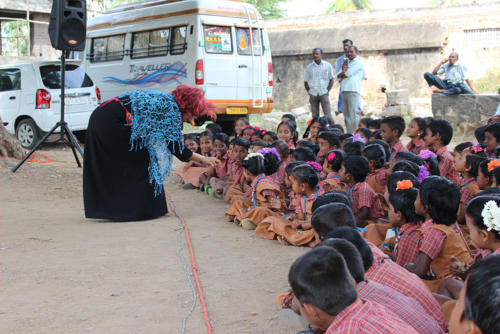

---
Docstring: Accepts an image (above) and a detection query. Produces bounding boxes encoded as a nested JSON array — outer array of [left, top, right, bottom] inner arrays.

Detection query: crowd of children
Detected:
[[177, 115, 500, 334]]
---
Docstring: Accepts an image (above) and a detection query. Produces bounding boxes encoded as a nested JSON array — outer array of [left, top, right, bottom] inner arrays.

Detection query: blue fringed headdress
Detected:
[[121, 90, 184, 196]]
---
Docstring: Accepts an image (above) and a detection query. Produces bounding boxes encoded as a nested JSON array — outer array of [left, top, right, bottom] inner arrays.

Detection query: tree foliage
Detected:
[[244, 0, 290, 19], [326, 0, 372, 13]]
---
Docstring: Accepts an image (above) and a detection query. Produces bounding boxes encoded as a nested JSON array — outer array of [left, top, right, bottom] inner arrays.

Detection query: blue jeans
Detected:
[[424, 72, 474, 95]]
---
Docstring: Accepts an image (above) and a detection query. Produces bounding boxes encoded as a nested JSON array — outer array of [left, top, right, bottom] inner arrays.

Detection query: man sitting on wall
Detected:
[[424, 51, 478, 95]]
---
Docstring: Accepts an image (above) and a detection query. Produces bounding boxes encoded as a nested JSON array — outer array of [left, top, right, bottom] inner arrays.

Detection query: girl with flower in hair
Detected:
[[256, 164, 325, 247], [302, 117, 327, 144], [225, 149, 284, 230], [320, 149, 345, 191], [437, 196, 500, 301], [83, 86, 220, 221]]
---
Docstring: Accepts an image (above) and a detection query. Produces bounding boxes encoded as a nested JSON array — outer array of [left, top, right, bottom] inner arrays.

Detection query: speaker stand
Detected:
[[12, 50, 84, 173]]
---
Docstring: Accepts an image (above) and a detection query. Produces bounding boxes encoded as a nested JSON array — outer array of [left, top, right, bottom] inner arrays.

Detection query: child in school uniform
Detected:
[[449, 255, 500, 334], [182, 131, 214, 189], [380, 116, 408, 163], [270, 140, 290, 187], [234, 117, 249, 137], [277, 120, 296, 150], [223, 138, 250, 203], [484, 122, 500, 158], [339, 155, 384, 227], [205, 133, 231, 198], [454, 147, 485, 223], [288, 246, 419, 334], [225, 149, 284, 230], [363, 144, 388, 195], [262, 131, 277, 145], [406, 117, 427, 154], [320, 150, 345, 191], [407, 176, 473, 292], [302, 117, 326, 144], [477, 159, 498, 190], [322, 238, 445, 334], [387, 180, 421, 266], [326, 227, 448, 331], [424, 119, 460, 184], [317, 131, 341, 164], [256, 164, 324, 246]]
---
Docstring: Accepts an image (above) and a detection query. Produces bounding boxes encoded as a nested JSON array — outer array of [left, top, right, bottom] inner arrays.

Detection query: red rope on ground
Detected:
[[1, 152, 77, 164], [166, 194, 212, 334]]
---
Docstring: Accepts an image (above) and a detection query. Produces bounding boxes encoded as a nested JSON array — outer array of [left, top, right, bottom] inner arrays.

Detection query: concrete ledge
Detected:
[[432, 94, 500, 136]]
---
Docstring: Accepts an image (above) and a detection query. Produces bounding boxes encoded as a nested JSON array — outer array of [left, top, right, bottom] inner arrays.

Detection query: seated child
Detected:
[[388, 180, 421, 266], [282, 160, 305, 212], [339, 155, 384, 227], [354, 127, 371, 143], [449, 254, 500, 334], [477, 159, 497, 190], [380, 116, 408, 163], [250, 128, 264, 143], [326, 227, 447, 330], [182, 131, 214, 188], [322, 238, 445, 334], [296, 140, 319, 156], [438, 195, 500, 300], [303, 117, 326, 143], [234, 117, 249, 137], [205, 133, 230, 197], [484, 122, 500, 158], [492, 162, 500, 186], [363, 144, 387, 194], [270, 140, 290, 187], [406, 117, 427, 154], [343, 140, 365, 156], [277, 120, 296, 149], [262, 131, 277, 145], [223, 138, 250, 203], [291, 147, 317, 162], [288, 246, 419, 334], [250, 140, 267, 153], [225, 149, 283, 229], [241, 125, 254, 141], [256, 164, 324, 246], [320, 150, 345, 191], [311, 203, 357, 239], [358, 117, 373, 129], [317, 131, 341, 164], [454, 148, 485, 223], [425, 119, 460, 184], [184, 134, 199, 152], [407, 176, 473, 292]]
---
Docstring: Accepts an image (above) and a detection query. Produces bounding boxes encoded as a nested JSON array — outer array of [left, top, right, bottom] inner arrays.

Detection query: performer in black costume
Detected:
[[83, 86, 219, 221]]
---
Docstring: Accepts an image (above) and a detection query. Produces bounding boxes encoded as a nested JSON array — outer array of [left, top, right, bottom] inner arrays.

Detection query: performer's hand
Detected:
[[201, 156, 220, 167]]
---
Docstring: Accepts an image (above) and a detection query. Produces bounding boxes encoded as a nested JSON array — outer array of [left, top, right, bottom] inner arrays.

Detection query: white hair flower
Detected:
[[481, 200, 500, 233], [244, 152, 264, 161]]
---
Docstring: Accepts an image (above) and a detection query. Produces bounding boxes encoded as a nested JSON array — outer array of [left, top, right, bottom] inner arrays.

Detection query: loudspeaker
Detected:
[[48, 0, 87, 51]]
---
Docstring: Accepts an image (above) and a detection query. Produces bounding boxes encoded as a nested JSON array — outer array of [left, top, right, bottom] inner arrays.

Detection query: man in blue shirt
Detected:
[[424, 52, 478, 95]]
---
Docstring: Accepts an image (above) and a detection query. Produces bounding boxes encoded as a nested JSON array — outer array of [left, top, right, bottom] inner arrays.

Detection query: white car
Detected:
[[0, 60, 101, 149]]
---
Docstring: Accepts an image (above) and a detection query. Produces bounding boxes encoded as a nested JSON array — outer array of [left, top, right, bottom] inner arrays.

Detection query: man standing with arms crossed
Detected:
[[303, 48, 334, 119], [337, 45, 365, 133]]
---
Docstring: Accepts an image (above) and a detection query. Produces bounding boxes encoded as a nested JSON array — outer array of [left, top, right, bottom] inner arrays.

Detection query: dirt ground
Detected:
[[0, 146, 307, 334]]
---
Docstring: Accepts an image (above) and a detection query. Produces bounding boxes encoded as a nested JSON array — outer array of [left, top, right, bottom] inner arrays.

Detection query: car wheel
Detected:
[[16, 118, 40, 149]]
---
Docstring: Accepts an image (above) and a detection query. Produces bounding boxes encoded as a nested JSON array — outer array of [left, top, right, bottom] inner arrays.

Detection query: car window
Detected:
[[40, 64, 94, 89], [170, 26, 187, 55], [203, 25, 232, 54], [0, 68, 21, 91], [132, 28, 169, 59], [236, 28, 262, 56], [89, 34, 125, 62]]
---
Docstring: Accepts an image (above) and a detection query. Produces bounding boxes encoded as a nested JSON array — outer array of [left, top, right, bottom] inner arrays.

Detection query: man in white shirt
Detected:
[[424, 52, 478, 95], [337, 45, 365, 133], [303, 48, 334, 119]]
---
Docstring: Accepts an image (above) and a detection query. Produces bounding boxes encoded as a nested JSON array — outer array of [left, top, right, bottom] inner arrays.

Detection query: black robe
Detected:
[[83, 98, 192, 221]]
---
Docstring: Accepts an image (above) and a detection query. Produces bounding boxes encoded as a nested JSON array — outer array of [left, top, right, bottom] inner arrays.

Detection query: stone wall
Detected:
[[432, 94, 500, 137], [30, 13, 56, 58], [266, 3, 500, 111]]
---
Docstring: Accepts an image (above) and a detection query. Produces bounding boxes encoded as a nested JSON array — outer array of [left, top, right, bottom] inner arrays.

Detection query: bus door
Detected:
[[201, 25, 237, 111]]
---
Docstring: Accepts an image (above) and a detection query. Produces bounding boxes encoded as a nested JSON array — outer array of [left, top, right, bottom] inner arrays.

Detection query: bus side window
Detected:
[[170, 26, 187, 55], [236, 28, 262, 56], [203, 25, 233, 54], [131, 28, 169, 59], [89, 34, 125, 62]]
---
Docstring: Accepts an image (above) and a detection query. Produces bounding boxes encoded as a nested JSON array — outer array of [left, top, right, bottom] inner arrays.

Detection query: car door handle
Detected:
[[9, 96, 16, 100], [238, 64, 248, 68]]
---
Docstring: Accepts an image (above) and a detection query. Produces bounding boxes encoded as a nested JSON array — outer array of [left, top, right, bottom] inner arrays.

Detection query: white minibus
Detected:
[[82, 0, 274, 131]]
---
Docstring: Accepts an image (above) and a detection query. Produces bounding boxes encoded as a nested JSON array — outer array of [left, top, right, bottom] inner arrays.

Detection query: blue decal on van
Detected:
[[104, 61, 187, 87]]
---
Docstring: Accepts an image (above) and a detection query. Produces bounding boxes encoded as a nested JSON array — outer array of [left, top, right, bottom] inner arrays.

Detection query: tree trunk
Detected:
[[0, 116, 25, 160]]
